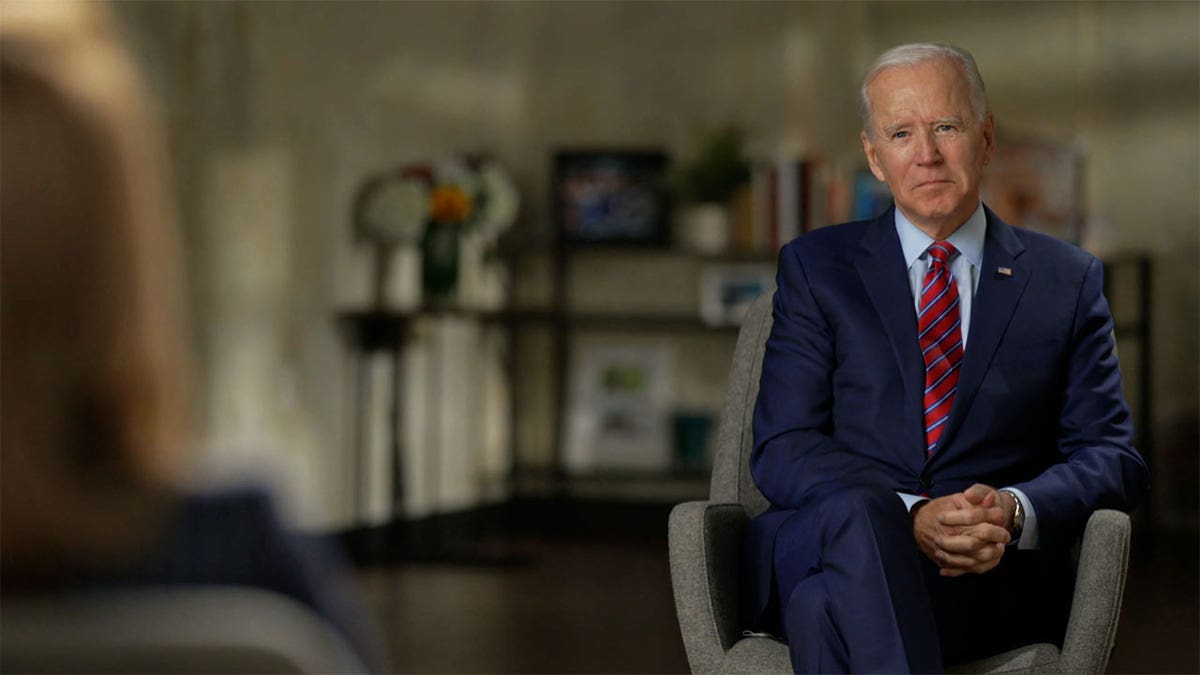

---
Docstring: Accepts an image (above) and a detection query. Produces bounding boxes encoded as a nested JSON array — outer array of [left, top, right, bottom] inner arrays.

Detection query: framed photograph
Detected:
[[564, 344, 673, 473], [554, 150, 670, 246], [980, 133, 1084, 243], [699, 264, 775, 327]]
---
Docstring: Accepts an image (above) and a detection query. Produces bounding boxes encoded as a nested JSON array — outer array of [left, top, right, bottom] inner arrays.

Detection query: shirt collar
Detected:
[[895, 203, 986, 271]]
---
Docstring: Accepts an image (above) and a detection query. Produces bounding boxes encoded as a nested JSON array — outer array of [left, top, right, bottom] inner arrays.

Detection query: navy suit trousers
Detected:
[[765, 483, 1072, 673]]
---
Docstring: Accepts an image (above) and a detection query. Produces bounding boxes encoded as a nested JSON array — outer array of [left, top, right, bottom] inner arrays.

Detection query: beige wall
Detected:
[[114, 1, 1198, 530]]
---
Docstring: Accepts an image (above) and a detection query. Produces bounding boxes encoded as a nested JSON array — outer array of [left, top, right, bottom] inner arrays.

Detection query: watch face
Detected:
[[356, 174, 429, 245], [1001, 490, 1024, 535]]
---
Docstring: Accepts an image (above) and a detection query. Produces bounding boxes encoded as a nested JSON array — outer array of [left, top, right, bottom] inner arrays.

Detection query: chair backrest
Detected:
[[0, 586, 368, 674], [710, 292, 774, 517]]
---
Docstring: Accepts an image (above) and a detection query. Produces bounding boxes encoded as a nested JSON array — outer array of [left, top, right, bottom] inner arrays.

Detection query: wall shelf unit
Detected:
[[503, 238, 780, 504]]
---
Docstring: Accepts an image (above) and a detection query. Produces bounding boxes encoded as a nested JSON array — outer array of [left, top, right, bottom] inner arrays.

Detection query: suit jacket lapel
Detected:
[[854, 208, 927, 465], [930, 207, 1029, 460]]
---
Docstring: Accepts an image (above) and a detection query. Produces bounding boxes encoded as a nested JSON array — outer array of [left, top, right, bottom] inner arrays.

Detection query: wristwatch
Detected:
[[999, 489, 1024, 542]]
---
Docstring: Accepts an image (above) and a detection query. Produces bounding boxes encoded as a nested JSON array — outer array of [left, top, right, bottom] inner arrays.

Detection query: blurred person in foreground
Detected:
[[741, 43, 1148, 673], [0, 3, 384, 670]]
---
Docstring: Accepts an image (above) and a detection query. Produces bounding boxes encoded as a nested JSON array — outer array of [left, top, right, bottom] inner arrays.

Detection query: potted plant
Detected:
[[670, 124, 752, 254]]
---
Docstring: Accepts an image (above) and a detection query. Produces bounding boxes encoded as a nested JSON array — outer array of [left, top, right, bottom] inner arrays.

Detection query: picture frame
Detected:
[[980, 132, 1084, 244], [554, 150, 670, 246], [563, 344, 673, 473], [698, 264, 776, 327]]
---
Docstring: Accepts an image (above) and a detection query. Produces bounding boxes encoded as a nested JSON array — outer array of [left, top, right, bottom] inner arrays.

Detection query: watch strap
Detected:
[[999, 489, 1024, 542]]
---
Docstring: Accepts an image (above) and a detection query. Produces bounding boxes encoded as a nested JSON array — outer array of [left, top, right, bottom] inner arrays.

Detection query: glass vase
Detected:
[[421, 221, 460, 305]]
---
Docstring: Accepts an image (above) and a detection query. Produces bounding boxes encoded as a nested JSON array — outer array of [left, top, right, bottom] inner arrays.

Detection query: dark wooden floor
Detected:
[[353, 504, 1197, 674], [1108, 528, 1199, 674]]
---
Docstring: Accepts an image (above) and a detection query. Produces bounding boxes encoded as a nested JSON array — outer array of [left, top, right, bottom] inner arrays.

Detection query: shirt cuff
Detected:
[[897, 492, 929, 513], [1002, 486, 1039, 550]]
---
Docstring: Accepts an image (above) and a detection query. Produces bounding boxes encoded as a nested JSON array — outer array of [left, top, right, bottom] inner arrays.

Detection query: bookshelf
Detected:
[[503, 238, 778, 504]]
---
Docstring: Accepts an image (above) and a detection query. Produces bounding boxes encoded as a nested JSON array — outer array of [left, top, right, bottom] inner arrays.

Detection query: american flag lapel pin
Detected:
[[996, 266, 1013, 278]]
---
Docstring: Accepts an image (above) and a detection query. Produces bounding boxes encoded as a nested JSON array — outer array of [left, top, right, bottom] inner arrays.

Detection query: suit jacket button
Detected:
[[920, 474, 934, 490]]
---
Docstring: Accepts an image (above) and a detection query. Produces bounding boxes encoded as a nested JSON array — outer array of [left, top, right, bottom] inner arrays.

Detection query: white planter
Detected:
[[676, 203, 730, 255]]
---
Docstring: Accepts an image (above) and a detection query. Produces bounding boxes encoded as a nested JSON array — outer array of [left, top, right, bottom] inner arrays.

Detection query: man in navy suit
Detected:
[[743, 43, 1148, 673]]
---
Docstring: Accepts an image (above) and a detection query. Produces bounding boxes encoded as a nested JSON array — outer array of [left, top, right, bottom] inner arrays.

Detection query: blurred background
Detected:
[[99, 1, 1198, 672]]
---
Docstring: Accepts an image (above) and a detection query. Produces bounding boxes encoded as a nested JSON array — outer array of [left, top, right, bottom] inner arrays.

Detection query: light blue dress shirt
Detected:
[[893, 204, 1039, 550]]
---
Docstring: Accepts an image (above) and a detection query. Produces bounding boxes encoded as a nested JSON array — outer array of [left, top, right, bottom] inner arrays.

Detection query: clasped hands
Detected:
[[912, 484, 1016, 577]]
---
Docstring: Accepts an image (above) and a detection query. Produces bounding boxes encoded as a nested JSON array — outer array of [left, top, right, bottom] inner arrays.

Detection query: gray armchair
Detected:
[[0, 586, 369, 674], [669, 293, 1132, 674]]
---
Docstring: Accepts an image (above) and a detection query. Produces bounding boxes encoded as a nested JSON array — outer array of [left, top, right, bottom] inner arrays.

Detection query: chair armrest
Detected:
[[669, 501, 750, 674], [1059, 509, 1131, 674]]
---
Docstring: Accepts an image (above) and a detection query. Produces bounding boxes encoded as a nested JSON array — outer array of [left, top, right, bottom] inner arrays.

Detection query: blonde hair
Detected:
[[1, 1, 191, 583]]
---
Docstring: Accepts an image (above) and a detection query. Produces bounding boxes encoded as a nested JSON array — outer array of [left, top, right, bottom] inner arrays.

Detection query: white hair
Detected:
[[859, 43, 989, 135]]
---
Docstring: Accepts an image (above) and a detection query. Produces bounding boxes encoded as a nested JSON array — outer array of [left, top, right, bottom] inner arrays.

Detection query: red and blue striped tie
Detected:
[[919, 241, 963, 456]]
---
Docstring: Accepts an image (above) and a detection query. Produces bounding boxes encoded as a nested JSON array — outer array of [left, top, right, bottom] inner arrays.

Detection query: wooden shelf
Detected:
[[514, 467, 710, 503], [503, 308, 742, 333], [501, 238, 778, 265]]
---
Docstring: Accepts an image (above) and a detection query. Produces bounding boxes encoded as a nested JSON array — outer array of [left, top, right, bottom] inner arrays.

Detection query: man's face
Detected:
[[860, 58, 995, 237]]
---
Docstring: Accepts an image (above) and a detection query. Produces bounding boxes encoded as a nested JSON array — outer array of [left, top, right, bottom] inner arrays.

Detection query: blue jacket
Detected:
[[744, 206, 1149, 628]]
